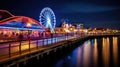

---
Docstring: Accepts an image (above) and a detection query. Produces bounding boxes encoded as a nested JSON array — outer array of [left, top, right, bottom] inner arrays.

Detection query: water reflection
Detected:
[[113, 37, 118, 66], [93, 39, 98, 67], [53, 37, 119, 67], [83, 40, 92, 67], [102, 38, 110, 67], [76, 47, 82, 67]]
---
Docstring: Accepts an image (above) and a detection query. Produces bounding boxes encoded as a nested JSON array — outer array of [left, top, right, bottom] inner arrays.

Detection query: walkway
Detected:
[[0, 33, 119, 64], [0, 34, 80, 63]]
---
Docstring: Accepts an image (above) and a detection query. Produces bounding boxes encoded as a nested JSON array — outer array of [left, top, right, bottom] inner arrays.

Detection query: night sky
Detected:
[[0, 0, 120, 29]]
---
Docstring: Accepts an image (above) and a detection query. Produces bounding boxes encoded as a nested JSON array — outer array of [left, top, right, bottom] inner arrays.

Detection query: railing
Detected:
[[0, 34, 83, 61], [0, 33, 119, 62]]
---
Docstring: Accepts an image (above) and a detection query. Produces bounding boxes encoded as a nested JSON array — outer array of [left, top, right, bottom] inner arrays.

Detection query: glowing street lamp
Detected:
[[26, 23, 31, 37], [26, 23, 31, 28]]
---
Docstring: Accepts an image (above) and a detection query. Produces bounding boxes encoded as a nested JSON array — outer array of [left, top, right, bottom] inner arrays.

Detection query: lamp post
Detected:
[[26, 23, 31, 51]]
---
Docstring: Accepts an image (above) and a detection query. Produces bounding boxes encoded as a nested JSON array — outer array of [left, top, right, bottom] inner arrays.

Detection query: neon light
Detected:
[[0, 10, 45, 29], [0, 26, 45, 31], [0, 10, 47, 32], [39, 7, 56, 32], [26, 23, 31, 27]]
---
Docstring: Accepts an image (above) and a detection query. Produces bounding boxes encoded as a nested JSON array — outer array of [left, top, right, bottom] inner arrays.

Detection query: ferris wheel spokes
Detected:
[[39, 7, 56, 32]]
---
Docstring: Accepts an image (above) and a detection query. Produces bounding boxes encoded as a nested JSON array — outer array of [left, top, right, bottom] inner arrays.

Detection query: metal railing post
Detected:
[[19, 41, 21, 54], [29, 40, 30, 51], [9, 44, 11, 57]]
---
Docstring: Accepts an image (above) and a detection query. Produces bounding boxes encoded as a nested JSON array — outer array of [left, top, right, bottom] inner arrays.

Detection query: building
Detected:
[[0, 10, 46, 39], [71, 22, 84, 29]]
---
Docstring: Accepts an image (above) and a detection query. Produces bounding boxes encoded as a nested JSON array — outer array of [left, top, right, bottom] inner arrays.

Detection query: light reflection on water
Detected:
[[76, 47, 82, 67], [102, 37, 110, 67], [93, 39, 98, 67], [113, 37, 118, 66], [53, 37, 119, 67], [83, 40, 91, 67]]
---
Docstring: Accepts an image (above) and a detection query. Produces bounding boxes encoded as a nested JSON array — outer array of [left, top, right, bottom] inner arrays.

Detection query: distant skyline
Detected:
[[0, 0, 120, 29]]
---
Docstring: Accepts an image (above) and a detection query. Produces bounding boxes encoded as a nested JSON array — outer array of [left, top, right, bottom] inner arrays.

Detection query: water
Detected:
[[25, 36, 120, 67], [52, 36, 120, 67]]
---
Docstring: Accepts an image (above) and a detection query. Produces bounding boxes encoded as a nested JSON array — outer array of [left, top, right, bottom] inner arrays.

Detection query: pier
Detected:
[[0, 33, 119, 67]]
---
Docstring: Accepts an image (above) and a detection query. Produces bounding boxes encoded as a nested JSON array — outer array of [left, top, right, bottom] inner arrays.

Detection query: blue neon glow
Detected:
[[0, 21, 45, 31], [39, 7, 56, 32]]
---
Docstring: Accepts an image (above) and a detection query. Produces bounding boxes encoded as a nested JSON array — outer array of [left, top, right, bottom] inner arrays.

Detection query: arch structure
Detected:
[[0, 10, 45, 31]]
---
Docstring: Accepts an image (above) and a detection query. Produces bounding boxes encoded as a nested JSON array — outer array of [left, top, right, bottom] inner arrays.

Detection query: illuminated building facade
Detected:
[[0, 10, 46, 39]]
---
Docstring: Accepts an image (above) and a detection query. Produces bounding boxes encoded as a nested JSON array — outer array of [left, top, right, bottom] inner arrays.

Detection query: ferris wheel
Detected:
[[39, 7, 56, 32]]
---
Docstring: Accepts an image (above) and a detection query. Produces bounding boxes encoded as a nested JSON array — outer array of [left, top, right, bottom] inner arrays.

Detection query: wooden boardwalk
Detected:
[[0, 33, 119, 67]]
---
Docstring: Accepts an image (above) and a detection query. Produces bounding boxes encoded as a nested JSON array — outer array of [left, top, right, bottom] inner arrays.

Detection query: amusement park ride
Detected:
[[0, 7, 56, 39], [39, 7, 56, 32], [0, 7, 93, 40]]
